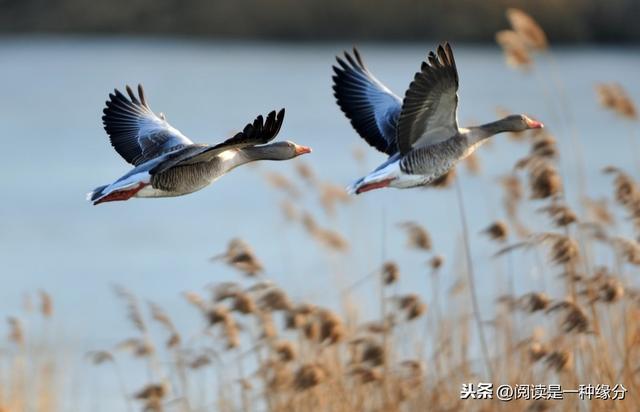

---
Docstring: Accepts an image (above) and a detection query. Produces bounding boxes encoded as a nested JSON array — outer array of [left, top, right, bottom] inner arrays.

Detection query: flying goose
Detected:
[[333, 42, 543, 194], [88, 85, 310, 205]]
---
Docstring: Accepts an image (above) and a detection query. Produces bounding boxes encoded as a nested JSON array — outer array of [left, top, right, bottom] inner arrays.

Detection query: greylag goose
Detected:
[[88, 85, 310, 205], [333, 43, 543, 194]]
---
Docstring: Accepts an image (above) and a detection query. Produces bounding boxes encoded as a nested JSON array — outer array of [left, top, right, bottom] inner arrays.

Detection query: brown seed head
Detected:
[[406, 301, 427, 320], [584, 197, 614, 226], [280, 199, 298, 221], [319, 183, 350, 216], [547, 301, 590, 334], [167, 333, 181, 349], [117, 338, 155, 358], [398, 294, 419, 311], [520, 292, 551, 312], [184, 291, 208, 313], [350, 365, 383, 384], [529, 163, 562, 199], [563, 306, 590, 333], [211, 282, 240, 302], [274, 340, 296, 362], [545, 350, 573, 372], [259, 288, 292, 311], [259, 311, 277, 340], [212, 238, 264, 276], [549, 236, 579, 265], [39, 290, 53, 318], [285, 310, 306, 330], [361, 320, 393, 334], [7, 317, 24, 346], [264, 172, 300, 198], [538, 203, 577, 227], [382, 261, 400, 285], [596, 83, 637, 119], [295, 161, 316, 184], [360, 340, 385, 366], [600, 277, 625, 303], [267, 363, 293, 391], [319, 310, 345, 344], [429, 255, 444, 270], [149, 302, 175, 332], [294, 364, 327, 391], [317, 228, 350, 251], [303, 319, 320, 341], [398, 222, 432, 251], [605, 167, 639, 207], [86, 350, 114, 365], [134, 383, 166, 400], [531, 134, 558, 159], [188, 354, 212, 369], [113, 285, 146, 333], [611, 237, 640, 265], [301, 212, 318, 233], [506, 9, 548, 50], [527, 400, 553, 412], [224, 318, 240, 349], [482, 221, 509, 242], [528, 341, 549, 362], [207, 306, 230, 326], [495, 30, 533, 70], [231, 292, 255, 314]]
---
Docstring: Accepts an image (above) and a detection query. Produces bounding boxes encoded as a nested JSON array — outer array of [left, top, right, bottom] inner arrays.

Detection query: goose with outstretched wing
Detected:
[[88, 85, 310, 205], [333, 42, 543, 194]]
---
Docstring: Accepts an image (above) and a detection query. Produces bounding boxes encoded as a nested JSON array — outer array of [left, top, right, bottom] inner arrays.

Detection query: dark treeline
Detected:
[[1, 0, 639, 43]]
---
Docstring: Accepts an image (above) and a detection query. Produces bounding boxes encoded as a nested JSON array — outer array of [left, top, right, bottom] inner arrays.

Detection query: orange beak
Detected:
[[294, 145, 312, 155], [526, 118, 544, 129]]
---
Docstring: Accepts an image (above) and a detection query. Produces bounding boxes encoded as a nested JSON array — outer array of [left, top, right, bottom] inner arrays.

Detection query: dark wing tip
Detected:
[[138, 84, 148, 108], [352, 47, 365, 68], [125, 85, 140, 104]]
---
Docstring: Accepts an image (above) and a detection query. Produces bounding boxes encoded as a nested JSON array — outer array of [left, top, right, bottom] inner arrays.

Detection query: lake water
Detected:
[[0, 37, 638, 410]]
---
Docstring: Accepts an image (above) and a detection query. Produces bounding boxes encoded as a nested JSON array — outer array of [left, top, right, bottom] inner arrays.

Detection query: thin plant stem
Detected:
[[454, 177, 494, 379], [379, 207, 390, 407]]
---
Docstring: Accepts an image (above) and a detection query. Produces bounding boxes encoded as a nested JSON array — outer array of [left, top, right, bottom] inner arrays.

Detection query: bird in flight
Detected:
[[88, 85, 311, 205], [333, 42, 543, 194]]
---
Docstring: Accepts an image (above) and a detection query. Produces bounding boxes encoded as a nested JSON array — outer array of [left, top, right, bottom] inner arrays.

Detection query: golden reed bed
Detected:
[[2, 9, 639, 412]]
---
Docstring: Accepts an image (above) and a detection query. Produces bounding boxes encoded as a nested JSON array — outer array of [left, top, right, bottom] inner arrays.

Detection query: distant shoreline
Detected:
[[2, 0, 639, 44]]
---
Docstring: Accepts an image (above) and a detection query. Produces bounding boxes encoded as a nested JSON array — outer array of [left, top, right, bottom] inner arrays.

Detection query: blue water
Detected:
[[0, 37, 638, 410]]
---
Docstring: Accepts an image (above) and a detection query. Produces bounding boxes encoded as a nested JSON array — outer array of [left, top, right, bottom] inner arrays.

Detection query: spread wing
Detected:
[[149, 109, 285, 175], [396, 43, 459, 154], [102, 84, 194, 165], [333, 48, 402, 156]]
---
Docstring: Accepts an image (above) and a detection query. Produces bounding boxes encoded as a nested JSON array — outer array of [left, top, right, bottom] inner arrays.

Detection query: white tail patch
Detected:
[[90, 172, 151, 203]]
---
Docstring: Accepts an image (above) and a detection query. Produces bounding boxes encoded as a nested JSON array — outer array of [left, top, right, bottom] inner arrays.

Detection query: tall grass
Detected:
[[2, 8, 640, 412]]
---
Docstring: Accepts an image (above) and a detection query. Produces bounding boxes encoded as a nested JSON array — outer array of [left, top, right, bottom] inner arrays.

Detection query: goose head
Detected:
[[500, 114, 544, 132], [254, 141, 312, 160]]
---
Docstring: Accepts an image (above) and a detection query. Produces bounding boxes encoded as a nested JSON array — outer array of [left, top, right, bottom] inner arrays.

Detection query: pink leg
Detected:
[[94, 183, 149, 205], [356, 178, 394, 194]]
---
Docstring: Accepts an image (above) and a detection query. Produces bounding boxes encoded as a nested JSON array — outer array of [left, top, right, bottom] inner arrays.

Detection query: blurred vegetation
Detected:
[[1, 0, 639, 43]]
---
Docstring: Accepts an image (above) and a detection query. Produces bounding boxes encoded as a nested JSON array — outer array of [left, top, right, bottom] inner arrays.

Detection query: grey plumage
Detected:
[[334, 43, 543, 194], [102, 84, 194, 166], [399, 134, 468, 175], [396, 43, 459, 154], [90, 85, 309, 205], [333, 48, 401, 155]]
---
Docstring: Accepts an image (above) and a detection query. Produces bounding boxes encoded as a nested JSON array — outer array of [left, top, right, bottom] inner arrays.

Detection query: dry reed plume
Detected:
[[3, 7, 639, 412]]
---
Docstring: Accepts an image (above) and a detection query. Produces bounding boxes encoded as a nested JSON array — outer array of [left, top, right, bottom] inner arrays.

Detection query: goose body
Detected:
[[88, 85, 310, 205], [333, 43, 543, 194]]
